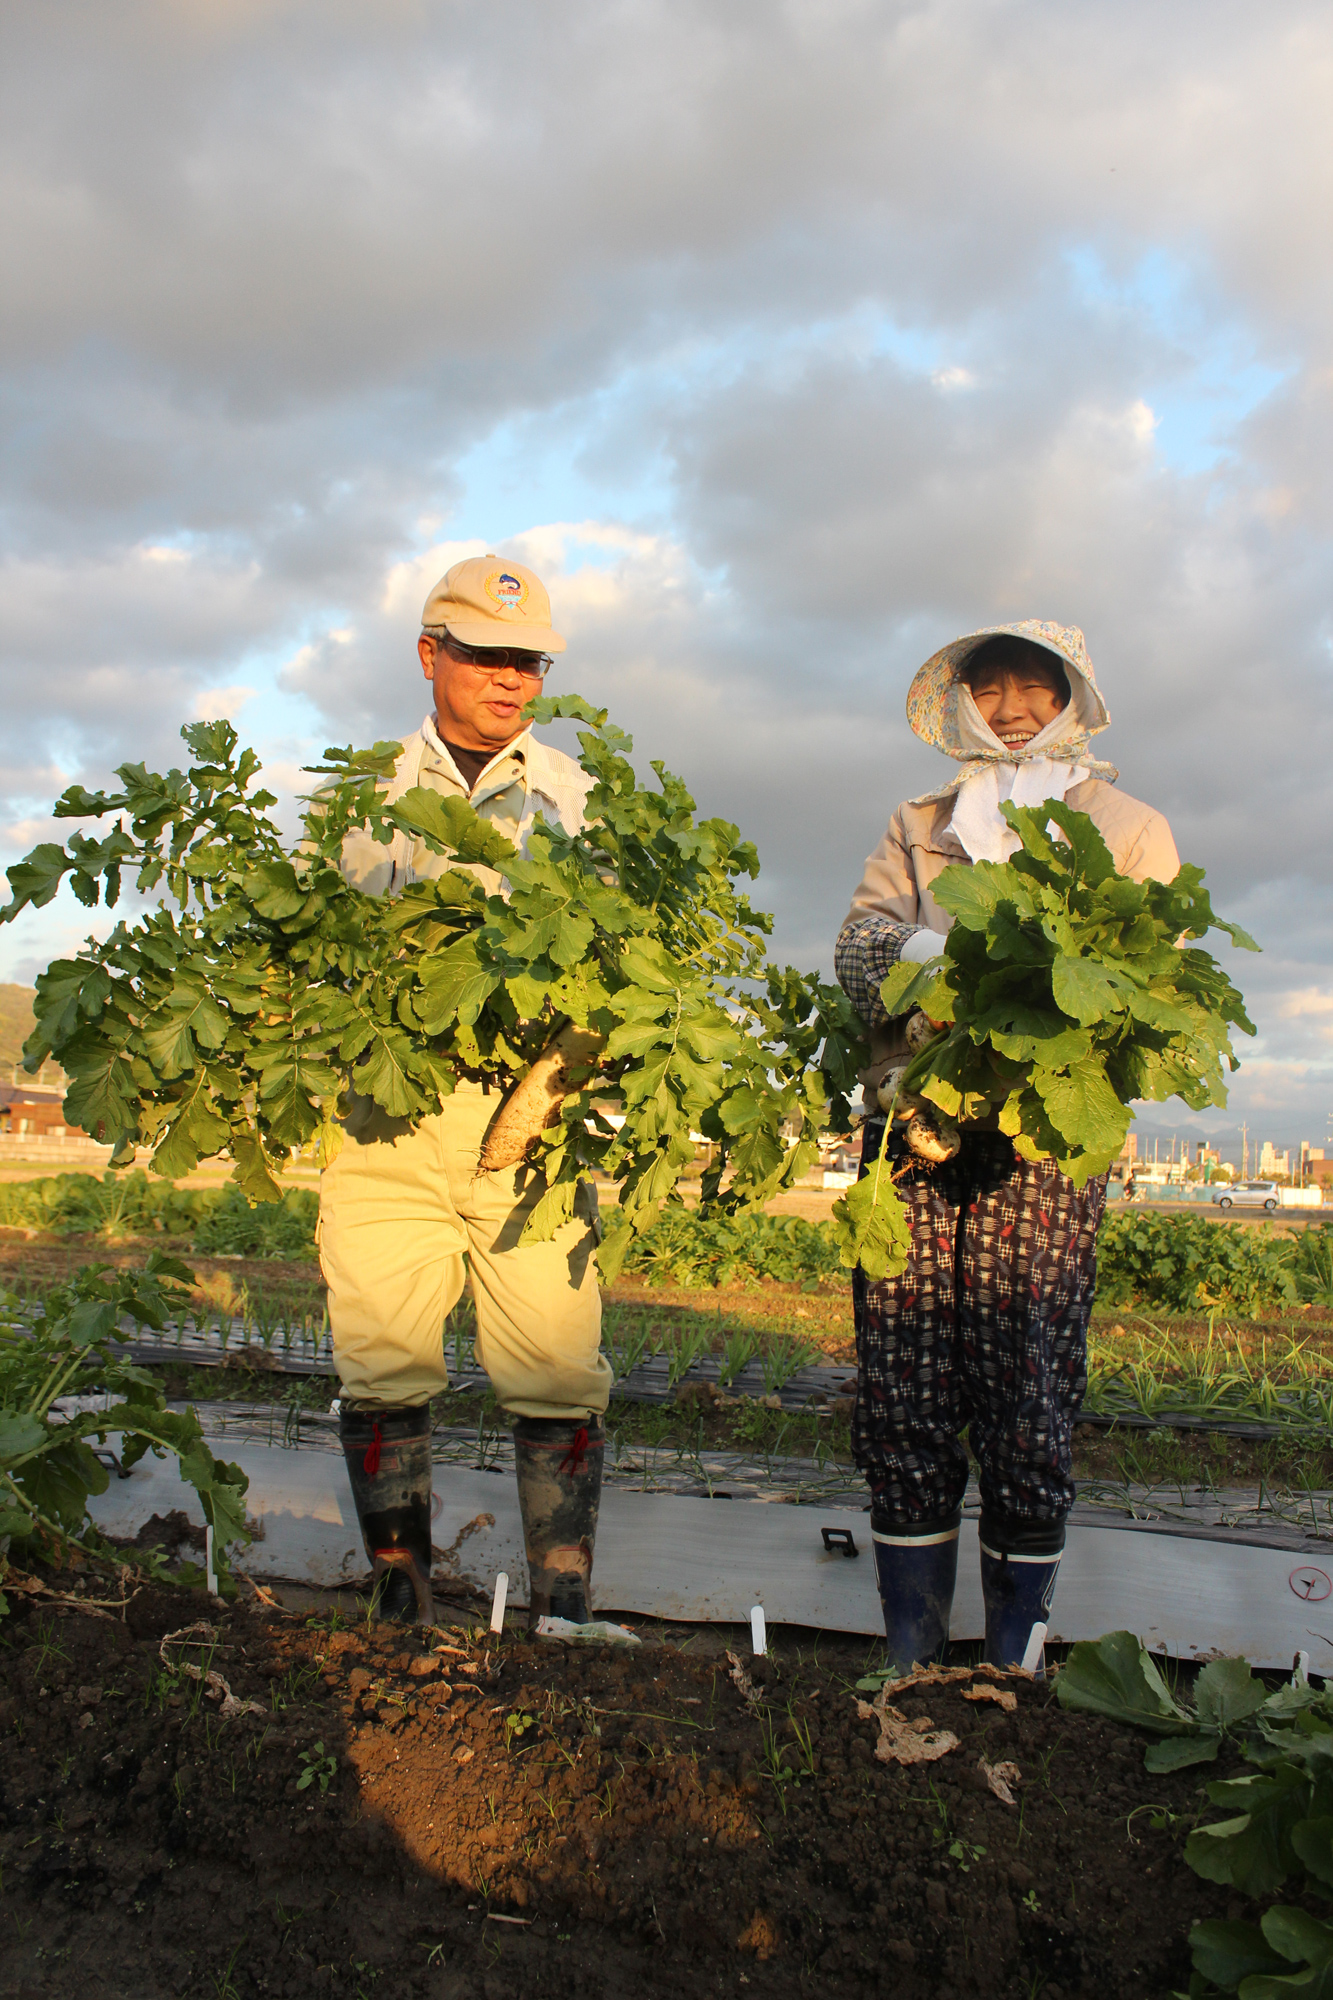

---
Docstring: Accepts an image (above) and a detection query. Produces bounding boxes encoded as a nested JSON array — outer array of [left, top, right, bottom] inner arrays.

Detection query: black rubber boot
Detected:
[[512, 1416, 604, 1628], [980, 1513, 1065, 1677], [339, 1402, 435, 1625], [871, 1508, 961, 1672]]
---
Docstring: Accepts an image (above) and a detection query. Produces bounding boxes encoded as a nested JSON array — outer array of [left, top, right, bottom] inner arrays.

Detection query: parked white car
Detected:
[[1212, 1181, 1279, 1212]]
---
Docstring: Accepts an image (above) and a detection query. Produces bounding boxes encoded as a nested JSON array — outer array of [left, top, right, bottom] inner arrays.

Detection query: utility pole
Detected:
[[1240, 1121, 1248, 1180]]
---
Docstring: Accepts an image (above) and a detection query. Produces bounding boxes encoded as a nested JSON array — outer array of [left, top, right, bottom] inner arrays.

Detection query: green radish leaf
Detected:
[[229, 1127, 285, 1203], [0, 1413, 49, 1461], [1050, 954, 1128, 1026], [352, 1027, 422, 1121], [931, 867, 1002, 930], [828, 1125, 913, 1281], [1257, 1904, 1333, 1977], [1041, 798, 1118, 884], [1188, 1918, 1286, 1992], [1144, 1734, 1221, 1772], [1187, 1766, 1309, 1898], [2, 841, 73, 916], [1292, 1820, 1333, 1889], [1194, 1657, 1269, 1734], [1032, 1059, 1131, 1155], [1055, 1630, 1192, 1735], [64, 1300, 121, 1347], [518, 1177, 580, 1246]]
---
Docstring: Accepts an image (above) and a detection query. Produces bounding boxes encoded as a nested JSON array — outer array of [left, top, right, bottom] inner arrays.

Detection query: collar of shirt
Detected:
[[420, 713, 530, 796]]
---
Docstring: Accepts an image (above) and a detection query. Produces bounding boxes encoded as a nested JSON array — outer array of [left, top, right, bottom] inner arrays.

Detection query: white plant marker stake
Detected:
[[1294, 1649, 1311, 1685], [205, 1525, 218, 1598], [490, 1572, 509, 1634], [751, 1605, 767, 1657], [1020, 1623, 1047, 1674]]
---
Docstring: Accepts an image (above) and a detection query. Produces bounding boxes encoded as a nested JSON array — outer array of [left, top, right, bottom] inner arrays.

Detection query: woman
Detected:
[[834, 620, 1178, 1673]]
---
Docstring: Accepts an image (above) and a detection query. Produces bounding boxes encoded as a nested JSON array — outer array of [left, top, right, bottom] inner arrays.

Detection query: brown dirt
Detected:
[[0, 1567, 1242, 2000]]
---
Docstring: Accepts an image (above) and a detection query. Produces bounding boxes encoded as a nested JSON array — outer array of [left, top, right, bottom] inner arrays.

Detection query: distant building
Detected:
[[1259, 1141, 1291, 1179], [0, 1079, 77, 1140]]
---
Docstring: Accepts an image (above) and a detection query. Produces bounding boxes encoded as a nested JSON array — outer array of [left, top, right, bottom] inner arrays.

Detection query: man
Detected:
[[321, 553, 611, 1626], [835, 620, 1178, 1675]]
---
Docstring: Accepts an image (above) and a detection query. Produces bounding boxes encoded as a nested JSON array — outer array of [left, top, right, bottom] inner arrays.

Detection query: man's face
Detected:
[[418, 633, 548, 753], [966, 665, 1068, 751]]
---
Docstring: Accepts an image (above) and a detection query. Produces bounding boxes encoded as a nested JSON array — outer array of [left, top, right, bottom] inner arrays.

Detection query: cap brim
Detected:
[[439, 611, 566, 653]]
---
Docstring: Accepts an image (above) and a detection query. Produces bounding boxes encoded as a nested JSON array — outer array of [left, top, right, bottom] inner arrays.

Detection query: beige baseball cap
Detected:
[[420, 554, 566, 653]]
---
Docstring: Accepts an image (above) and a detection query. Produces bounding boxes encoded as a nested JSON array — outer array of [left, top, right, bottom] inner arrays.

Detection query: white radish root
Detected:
[[875, 1065, 908, 1114], [478, 1022, 605, 1172], [904, 1110, 960, 1163], [904, 1009, 940, 1053]]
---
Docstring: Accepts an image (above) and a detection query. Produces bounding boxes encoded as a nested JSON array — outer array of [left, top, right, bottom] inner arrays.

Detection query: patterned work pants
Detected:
[[852, 1122, 1108, 1529]]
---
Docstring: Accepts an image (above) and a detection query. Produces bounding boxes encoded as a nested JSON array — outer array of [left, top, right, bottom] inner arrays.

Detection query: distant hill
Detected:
[[0, 984, 63, 1083]]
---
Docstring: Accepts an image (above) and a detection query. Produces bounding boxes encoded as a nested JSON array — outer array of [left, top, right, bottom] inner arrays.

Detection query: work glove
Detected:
[[899, 926, 946, 965]]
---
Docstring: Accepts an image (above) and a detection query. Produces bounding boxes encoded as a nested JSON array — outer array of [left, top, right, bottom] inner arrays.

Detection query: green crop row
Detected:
[[0, 1170, 317, 1260], [1097, 1210, 1333, 1317], [0, 1258, 250, 1606], [618, 1208, 843, 1292], [1, 1171, 1330, 1314]]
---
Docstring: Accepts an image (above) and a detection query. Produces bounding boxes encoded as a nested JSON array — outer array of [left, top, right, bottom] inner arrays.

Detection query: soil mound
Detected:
[[0, 1577, 1234, 1997]]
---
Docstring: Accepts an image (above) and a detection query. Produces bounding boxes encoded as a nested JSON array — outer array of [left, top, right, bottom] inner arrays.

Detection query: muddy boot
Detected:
[[512, 1416, 604, 1627], [871, 1508, 960, 1672], [339, 1402, 435, 1625], [980, 1514, 1064, 1676]]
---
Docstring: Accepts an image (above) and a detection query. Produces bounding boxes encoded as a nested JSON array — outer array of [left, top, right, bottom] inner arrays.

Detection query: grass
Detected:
[[1086, 1313, 1333, 1447]]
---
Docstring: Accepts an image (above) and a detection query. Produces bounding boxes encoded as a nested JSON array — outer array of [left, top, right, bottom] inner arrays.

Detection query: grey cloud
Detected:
[[3, 2, 1328, 392]]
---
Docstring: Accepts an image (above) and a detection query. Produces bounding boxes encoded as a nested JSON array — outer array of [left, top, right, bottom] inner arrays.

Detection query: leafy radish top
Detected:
[[0, 699, 865, 1282]]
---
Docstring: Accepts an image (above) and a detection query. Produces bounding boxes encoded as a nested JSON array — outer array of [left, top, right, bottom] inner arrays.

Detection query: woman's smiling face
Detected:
[[966, 663, 1069, 751]]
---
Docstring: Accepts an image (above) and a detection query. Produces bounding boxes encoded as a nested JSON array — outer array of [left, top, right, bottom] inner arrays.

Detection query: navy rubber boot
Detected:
[[870, 1508, 961, 1672], [980, 1514, 1065, 1676], [339, 1402, 436, 1625]]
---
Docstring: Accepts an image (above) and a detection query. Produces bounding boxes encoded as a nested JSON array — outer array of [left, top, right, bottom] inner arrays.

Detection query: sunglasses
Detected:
[[439, 634, 554, 680]]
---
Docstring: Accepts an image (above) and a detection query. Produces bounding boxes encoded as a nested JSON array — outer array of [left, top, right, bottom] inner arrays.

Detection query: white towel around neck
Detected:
[[947, 757, 1090, 864]]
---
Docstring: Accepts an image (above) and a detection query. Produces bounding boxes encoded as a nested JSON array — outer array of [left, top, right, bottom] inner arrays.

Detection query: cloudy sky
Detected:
[[2, 0, 1330, 1163]]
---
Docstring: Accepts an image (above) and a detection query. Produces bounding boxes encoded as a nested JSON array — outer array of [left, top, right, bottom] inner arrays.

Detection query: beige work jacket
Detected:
[[841, 778, 1180, 1079], [338, 716, 593, 899]]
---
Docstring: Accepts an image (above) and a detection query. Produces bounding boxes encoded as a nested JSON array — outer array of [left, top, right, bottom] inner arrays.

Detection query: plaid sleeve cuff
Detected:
[[834, 917, 922, 1025]]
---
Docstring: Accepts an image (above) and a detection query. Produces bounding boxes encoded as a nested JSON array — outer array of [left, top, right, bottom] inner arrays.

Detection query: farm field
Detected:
[[4, 1190, 1333, 1995]]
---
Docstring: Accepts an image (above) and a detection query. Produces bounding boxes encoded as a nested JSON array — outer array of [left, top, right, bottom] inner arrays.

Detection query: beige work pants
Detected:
[[318, 1084, 610, 1418]]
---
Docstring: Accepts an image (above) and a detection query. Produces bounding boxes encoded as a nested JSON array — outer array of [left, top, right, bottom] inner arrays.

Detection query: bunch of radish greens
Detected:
[[0, 699, 864, 1282], [831, 798, 1256, 1279]]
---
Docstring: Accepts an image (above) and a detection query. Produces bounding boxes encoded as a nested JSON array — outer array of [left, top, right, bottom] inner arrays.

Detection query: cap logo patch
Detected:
[[485, 569, 528, 614]]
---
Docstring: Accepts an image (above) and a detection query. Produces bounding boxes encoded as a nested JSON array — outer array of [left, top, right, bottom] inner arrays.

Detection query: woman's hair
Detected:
[[960, 634, 1070, 705]]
